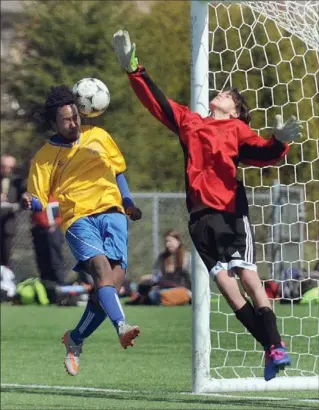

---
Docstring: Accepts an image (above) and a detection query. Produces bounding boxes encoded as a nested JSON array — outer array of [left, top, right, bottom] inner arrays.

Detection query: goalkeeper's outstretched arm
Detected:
[[238, 115, 303, 167], [112, 30, 189, 136]]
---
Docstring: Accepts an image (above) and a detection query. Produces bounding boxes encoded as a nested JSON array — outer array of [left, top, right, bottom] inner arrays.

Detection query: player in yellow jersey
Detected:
[[22, 85, 141, 376]]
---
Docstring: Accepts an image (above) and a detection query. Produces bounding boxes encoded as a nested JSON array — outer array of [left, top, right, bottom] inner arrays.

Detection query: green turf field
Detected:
[[1, 303, 318, 410]]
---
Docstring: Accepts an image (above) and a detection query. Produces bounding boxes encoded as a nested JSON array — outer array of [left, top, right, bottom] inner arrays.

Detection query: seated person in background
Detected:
[[127, 229, 192, 306]]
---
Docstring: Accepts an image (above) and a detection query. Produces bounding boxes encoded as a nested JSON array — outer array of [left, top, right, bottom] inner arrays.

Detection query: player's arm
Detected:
[[23, 156, 51, 211], [112, 30, 188, 136], [238, 115, 303, 166], [116, 173, 142, 221]]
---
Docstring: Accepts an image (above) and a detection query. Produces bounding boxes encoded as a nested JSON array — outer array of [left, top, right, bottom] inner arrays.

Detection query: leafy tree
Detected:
[[2, 0, 190, 191], [2, 0, 317, 195]]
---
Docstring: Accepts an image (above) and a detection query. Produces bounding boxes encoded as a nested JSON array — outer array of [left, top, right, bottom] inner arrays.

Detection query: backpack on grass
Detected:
[[15, 278, 49, 306]]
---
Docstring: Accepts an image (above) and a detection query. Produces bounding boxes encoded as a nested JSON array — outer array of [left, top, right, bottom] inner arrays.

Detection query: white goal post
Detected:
[[190, 0, 319, 393]]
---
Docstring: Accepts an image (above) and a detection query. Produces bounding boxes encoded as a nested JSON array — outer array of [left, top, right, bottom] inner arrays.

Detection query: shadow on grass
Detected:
[[1, 387, 317, 410]]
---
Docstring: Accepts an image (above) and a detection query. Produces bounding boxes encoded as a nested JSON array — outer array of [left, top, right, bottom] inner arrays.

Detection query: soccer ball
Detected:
[[72, 78, 110, 118]]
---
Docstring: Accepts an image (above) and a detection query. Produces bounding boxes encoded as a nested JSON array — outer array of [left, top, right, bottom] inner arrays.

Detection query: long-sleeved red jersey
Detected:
[[128, 66, 289, 215]]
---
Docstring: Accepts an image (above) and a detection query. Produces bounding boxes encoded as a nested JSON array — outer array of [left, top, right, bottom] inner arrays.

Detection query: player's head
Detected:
[[43, 85, 81, 141], [209, 89, 251, 124], [164, 229, 183, 254], [1, 154, 16, 177], [162, 229, 186, 272]]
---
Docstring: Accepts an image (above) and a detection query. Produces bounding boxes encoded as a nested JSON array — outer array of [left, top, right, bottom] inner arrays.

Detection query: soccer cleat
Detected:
[[118, 322, 140, 349], [62, 331, 83, 376], [264, 343, 291, 381], [264, 350, 279, 381]]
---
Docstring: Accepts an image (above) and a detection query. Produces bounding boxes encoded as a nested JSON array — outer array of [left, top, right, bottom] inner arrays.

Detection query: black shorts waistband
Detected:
[[189, 207, 217, 223], [189, 207, 247, 223]]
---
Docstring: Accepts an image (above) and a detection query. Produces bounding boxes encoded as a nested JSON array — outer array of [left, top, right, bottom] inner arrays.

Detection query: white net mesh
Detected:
[[208, 1, 319, 380], [246, 1, 319, 51]]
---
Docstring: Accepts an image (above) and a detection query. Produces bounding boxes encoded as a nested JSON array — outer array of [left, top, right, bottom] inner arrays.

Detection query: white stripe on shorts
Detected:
[[66, 230, 104, 255], [243, 215, 253, 264]]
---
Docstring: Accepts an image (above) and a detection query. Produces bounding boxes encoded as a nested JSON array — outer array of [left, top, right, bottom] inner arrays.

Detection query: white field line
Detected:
[[1, 383, 319, 404]]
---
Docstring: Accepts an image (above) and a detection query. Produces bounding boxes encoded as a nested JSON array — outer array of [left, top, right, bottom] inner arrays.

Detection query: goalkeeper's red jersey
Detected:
[[128, 66, 289, 214]]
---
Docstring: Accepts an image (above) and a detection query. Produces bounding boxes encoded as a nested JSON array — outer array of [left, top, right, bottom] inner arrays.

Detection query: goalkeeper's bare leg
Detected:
[[215, 269, 291, 381]]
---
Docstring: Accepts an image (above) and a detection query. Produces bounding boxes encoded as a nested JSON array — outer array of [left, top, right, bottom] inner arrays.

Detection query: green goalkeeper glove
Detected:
[[112, 30, 138, 73], [273, 115, 303, 143]]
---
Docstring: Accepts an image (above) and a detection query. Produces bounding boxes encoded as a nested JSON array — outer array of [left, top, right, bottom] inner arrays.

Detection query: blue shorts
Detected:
[[66, 211, 128, 270]]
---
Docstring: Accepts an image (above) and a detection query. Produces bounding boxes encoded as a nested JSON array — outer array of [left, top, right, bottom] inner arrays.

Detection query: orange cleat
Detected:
[[62, 331, 83, 376]]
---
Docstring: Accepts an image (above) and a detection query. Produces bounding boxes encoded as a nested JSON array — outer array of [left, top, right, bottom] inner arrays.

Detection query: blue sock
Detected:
[[97, 286, 125, 331], [70, 301, 107, 345]]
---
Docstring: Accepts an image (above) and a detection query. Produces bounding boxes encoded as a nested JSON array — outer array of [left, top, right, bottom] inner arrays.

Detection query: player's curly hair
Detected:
[[230, 88, 251, 125], [43, 85, 76, 123]]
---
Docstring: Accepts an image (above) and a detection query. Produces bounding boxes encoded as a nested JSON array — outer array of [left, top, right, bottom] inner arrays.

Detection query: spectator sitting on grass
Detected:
[[126, 229, 192, 306]]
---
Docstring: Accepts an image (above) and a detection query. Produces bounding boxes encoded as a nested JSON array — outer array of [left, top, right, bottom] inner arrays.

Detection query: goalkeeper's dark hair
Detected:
[[230, 88, 251, 125], [43, 85, 76, 123]]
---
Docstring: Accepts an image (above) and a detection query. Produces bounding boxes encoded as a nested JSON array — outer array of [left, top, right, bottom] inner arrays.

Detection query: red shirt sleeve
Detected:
[[237, 121, 289, 167], [128, 66, 190, 135]]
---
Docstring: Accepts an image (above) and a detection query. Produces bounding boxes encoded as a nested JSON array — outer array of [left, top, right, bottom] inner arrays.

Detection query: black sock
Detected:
[[235, 301, 264, 346], [256, 307, 282, 351]]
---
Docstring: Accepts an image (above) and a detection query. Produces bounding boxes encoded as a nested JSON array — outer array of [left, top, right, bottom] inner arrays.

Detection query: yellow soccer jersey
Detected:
[[27, 125, 126, 232]]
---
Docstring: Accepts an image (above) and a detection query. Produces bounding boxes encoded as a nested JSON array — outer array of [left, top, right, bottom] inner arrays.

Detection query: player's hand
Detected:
[[111, 30, 138, 73], [126, 206, 142, 221], [273, 115, 303, 143], [21, 192, 32, 210]]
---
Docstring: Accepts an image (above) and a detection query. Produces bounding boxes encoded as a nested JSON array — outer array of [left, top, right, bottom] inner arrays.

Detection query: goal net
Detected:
[[191, 0, 319, 393]]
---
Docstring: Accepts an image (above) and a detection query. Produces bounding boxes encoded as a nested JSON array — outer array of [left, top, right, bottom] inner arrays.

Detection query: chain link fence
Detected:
[[10, 193, 191, 283], [10, 189, 312, 283]]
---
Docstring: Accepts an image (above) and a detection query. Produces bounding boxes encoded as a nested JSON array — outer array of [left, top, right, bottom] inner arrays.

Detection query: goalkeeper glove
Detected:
[[111, 30, 138, 73], [273, 115, 303, 143]]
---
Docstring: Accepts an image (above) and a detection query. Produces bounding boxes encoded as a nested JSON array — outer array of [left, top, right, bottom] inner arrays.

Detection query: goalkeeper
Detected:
[[112, 30, 303, 382], [22, 85, 141, 376]]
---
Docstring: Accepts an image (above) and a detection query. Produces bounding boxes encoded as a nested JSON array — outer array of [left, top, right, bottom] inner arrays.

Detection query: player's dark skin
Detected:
[[54, 104, 81, 142]]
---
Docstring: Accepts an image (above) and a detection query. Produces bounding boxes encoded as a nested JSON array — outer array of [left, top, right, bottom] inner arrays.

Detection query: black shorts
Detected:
[[188, 208, 256, 276]]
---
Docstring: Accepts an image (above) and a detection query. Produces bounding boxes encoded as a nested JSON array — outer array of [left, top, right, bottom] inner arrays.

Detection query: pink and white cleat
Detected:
[[264, 342, 291, 381]]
